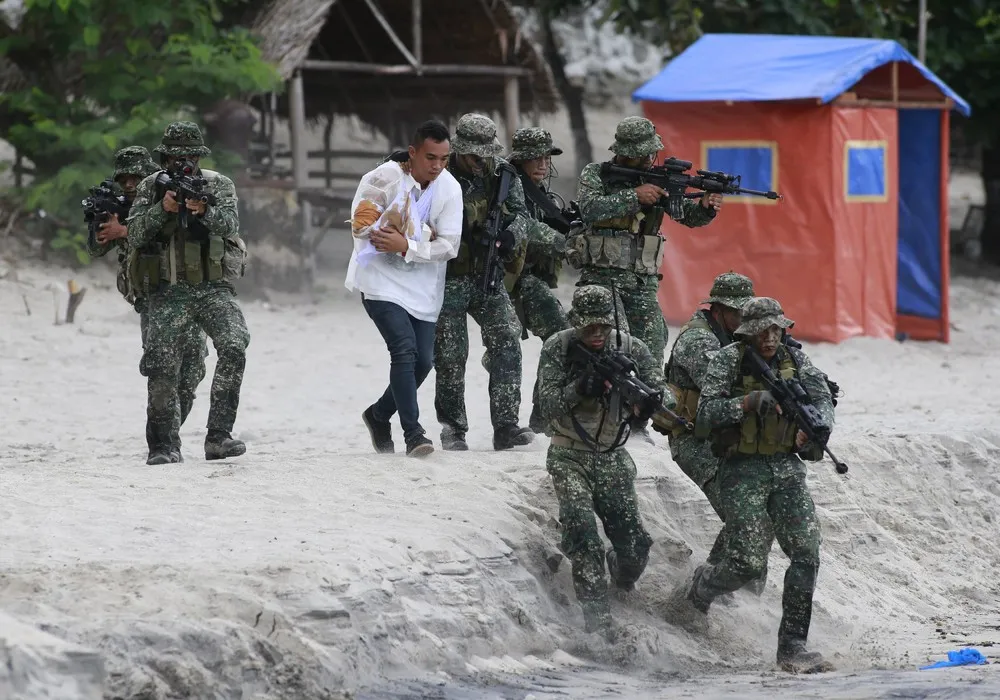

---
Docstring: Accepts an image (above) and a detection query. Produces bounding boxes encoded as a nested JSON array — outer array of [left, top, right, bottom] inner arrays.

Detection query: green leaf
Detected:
[[82, 25, 101, 47], [102, 134, 117, 150], [55, 0, 72, 11]]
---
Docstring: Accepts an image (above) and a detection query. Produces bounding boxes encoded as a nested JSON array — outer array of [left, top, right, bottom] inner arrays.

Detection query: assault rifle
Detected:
[[599, 156, 782, 221], [745, 348, 848, 474], [567, 285, 691, 451], [518, 172, 580, 235], [480, 163, 516, 294], [81, 179, 130, 250], [154, 159, 217, 234]]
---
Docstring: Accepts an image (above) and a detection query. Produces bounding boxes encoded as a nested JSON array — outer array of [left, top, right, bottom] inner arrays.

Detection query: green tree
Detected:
[[0, 0, 280, 262]]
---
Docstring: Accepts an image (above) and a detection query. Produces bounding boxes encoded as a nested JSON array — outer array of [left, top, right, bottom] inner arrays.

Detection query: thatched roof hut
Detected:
[[250, 0, 559, 140]]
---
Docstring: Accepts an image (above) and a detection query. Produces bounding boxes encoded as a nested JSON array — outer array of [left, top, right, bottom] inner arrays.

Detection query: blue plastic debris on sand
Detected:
[[919, 648, 989, 670]]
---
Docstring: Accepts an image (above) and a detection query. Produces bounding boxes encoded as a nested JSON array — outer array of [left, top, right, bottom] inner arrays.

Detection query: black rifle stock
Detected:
[[745, 348, 848, 474], [480, 165, 515, 294], [599, 157, 782, 220], [81, 179, 130, 250]]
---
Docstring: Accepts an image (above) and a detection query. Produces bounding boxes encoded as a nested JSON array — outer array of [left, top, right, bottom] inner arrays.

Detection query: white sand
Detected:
[[2, 255, 1000, 699]]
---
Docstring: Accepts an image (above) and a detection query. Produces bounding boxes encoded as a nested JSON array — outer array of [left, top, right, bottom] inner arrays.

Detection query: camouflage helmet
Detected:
[[567, 285, 616, 329], [450, 113, 504, 158], [508, 127, 563, 162], [734, 297, 794, 338], [112, 146, 158, 181], [153, 120, 211, 157], [609, 116, 663, 159], [701, 271, 755, 310]]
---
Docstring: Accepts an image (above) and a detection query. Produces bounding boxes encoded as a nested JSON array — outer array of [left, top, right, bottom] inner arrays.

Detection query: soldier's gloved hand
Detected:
[[743, 390, 778, 416], [495, 228, 516, 257], [577, 372, 607, 398]]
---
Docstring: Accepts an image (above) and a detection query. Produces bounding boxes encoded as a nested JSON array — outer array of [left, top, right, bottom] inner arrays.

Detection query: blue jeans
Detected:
[[362, 297, 436, 443]]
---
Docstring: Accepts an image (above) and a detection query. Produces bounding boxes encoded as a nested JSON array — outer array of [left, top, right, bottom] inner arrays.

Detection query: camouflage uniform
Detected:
[[687, 298, 834, 671], [434, 114, 533, 451], [127, 122, 250, 465], [500, 127, 573, 433], [536, 285, 676, 636], [662, 272, 759, 582], [571, 116, 716, 366], [88, 146, 209, 451]]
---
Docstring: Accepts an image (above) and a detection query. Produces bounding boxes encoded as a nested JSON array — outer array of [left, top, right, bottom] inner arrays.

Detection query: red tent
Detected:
[[632, 35, 970, 342]]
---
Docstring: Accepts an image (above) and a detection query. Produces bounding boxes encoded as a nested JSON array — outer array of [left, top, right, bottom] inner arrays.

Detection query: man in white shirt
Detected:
[[345, 120, 463, 457]]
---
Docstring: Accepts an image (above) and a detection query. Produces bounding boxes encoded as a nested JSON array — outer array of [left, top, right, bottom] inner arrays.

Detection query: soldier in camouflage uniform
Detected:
[[658, 271, 766, 592], [88, 147, 209, 458], [686, 297, 834, 673], [434, 114, 534, 451], [127, 122, 250, 465], [536, 285, 676, 638], [571, 117, 722, 438], [486, 127, 573, 433]]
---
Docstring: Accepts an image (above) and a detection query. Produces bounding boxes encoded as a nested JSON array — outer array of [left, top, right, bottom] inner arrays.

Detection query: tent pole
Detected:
[[939, 108, 950, 342]]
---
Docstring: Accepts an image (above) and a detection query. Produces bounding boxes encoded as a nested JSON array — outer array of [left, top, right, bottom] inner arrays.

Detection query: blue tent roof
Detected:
[[633, 34, 971, 117]]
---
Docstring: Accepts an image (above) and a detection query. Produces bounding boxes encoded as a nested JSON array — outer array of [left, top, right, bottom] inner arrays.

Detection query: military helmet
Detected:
[[153, 120, 211, 157], [113, 146, 158, 181], [508, 127, 563, 162], [450, 113, 504, 158], [567, 285, 617, 329], [734, 297, 794, 338], [701, 271, 755, 310], [609, 116, 663, 159]]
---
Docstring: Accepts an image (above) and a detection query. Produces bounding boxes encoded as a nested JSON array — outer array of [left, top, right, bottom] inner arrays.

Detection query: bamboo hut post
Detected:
[[503, 75, 519, 148], [322, 115, 334, 188], [289, 70, 312, 245]]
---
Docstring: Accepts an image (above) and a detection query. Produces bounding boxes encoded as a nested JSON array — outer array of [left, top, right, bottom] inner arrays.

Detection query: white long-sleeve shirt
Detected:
[[344, 161, 462, 322]]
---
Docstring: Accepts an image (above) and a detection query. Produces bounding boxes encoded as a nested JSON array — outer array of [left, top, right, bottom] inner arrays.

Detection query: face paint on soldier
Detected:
[[456, 153, 490, 175], [714, 305, 742, 334], [752, 325, 783, 359], [579, 323, 612, 351], [617, 153, 655, 170], [117, 174, 142, 200], [522, 156, 550, 185], [164, 154, 200, 172]]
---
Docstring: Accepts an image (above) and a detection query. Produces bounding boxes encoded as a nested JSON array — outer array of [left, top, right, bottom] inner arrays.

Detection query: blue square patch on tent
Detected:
[[702, 142, 777, 200], [846, 141, 887, 201]]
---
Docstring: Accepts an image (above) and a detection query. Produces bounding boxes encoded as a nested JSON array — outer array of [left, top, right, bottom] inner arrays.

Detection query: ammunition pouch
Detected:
[[667, 382, 700, 437]]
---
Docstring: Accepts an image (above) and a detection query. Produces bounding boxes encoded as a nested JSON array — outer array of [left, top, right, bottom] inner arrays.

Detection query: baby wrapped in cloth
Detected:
[[351, 164, 437, 266]]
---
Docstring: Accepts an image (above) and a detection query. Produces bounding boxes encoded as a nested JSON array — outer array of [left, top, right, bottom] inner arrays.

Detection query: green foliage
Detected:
[[0, 0, 280, 263]]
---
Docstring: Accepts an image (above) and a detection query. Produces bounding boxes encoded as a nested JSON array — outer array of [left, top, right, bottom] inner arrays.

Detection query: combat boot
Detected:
[[493, 425, 534, 451], [606, 549, 646, 592], [146, 448, 173, 466], [440, 426, 468, 451], [205, 430, 246, 461], [581, 599, 614, 640], [777, 639, 835, 674], [687, 564, 713, 614]]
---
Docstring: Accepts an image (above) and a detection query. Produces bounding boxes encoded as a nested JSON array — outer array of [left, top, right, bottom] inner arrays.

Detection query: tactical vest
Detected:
[[126, 169, 248, 299], [566, 164, 666, 276], [711, 344, 799, 457], [447, 163, 525, 293], [664, 311, 731, 437], [547, 329, 636, 452]]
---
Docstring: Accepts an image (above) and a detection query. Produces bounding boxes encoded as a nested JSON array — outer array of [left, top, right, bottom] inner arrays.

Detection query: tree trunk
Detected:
[[540, 14, 592, 175], [981, 144, 1000, 265]]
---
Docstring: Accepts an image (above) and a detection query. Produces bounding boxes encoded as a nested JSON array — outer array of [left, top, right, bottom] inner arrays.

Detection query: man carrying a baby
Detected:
[[346, 120, 463, 457]]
